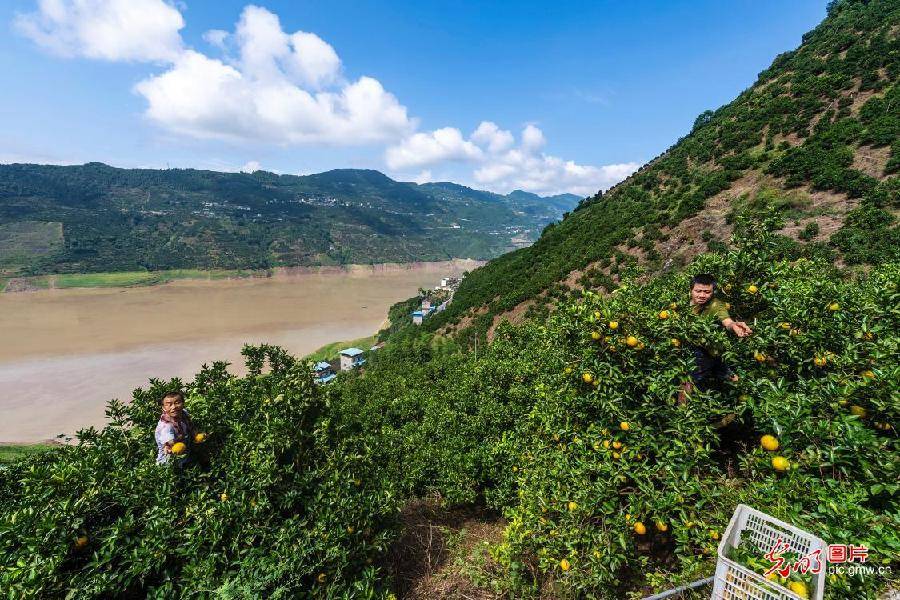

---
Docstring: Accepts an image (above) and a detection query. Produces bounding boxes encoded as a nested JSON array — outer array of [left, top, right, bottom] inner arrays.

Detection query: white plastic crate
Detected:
[[712, 504, 826, 600]]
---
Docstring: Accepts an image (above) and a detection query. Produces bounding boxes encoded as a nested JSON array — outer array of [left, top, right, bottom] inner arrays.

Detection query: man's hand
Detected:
[[731, 321, 753, 337], [723, 318, 753, 337]]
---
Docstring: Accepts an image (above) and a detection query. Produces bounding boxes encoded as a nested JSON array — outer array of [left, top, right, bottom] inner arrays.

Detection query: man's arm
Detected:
[[722, 317, 753, 337]]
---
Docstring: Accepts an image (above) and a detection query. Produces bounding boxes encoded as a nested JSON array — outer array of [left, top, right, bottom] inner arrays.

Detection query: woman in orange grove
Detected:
[[155, 390, 195, 465]]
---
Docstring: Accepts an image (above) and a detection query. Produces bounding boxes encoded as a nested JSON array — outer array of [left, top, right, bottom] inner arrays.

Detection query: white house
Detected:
[[339, 347, 366, 371]]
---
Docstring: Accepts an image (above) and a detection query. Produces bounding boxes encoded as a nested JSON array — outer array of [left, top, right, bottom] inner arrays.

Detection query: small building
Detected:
[[412, 310, 424, 325], [422, 298, 432, 310], [340, 347, 366, 371], [313, 360, 336, 384]]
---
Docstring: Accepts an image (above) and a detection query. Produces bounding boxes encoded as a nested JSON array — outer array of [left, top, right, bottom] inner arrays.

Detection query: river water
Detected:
[[1, 261, 475, 442]]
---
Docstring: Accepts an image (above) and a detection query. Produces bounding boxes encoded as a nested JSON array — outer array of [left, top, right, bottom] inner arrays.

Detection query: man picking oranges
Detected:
[[678, 274, 753, 404], [155, 390, 196, 466]]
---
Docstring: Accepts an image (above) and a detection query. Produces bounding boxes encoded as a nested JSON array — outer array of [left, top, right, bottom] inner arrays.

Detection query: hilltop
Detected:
[[421, 0, 899, 343], [0, 163, 579, 276]]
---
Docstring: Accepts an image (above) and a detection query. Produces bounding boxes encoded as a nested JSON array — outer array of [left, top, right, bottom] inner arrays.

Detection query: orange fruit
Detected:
[[658, 310, 669, 319], [760, 435, 779, 451], [772, 456, 790, 472], [591, 331, 601, 340], [608, 321, 619, 330], [633, 521, 647, 535], [74, 535, 88, 549], [626, 336, 639, 347], [655, 521, 668, 532], [560, 558, 571, 571], [568, 501, 578, 511], [170, 442, 187, 455], [828, 302, 840, 311], [788, 581, 809, 598], [582, 372, 594, 384], [671, 338, 681, 347], [747, 284, 758, 294], [850, 405, 867, 418], [194, 432, 207, 443], [620, 421, 630, 431]]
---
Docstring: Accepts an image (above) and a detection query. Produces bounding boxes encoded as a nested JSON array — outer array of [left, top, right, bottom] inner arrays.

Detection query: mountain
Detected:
[[423, 0, 900, 342], [0, 164, 578, 275]]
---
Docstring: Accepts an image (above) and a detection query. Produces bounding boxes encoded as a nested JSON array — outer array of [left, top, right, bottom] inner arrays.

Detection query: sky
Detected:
[[0, 0, 828, 196]]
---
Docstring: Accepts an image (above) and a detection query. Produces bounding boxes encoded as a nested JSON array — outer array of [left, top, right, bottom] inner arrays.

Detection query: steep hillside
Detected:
[[2, 218, 896, 598], [0, 164, 576, 276], [425, 0, 900, 343]]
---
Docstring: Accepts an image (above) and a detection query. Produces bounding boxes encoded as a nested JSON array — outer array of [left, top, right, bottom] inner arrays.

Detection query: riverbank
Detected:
[[0, 259, 484, 293], [1, 261, 474, 443]]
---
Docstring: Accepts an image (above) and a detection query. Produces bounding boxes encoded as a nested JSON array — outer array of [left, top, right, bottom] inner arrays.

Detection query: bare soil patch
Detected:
[[387, 497, 506, 600]]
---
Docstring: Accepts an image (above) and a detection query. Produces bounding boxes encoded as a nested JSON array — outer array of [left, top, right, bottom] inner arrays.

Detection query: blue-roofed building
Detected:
[[412, 310, 424, 325], [340, 347, 366, 371], [313, 360, 336, 384]]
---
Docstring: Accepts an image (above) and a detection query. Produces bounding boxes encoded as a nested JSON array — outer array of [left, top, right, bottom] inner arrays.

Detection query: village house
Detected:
[[339, 347, 366, 371], [313, 361, 336, 384]]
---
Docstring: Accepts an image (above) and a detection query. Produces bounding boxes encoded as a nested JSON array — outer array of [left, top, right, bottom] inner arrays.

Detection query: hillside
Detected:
[[2, 218, 896, 598], [0, 164, 579, 276], [422, 0, 900, 343]]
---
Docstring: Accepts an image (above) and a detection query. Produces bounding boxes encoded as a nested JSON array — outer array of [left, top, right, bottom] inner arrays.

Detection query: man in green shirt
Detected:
[[678, 274, 753, 404]]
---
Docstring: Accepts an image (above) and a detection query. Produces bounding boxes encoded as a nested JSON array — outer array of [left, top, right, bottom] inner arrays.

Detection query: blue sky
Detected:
[[1, 0, 827, 195]]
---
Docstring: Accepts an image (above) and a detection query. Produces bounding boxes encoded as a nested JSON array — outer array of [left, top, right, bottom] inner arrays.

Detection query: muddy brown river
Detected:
[[1, 261, 476, 442]]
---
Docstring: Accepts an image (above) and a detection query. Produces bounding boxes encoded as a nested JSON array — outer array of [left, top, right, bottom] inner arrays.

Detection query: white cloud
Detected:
[[412, 169, 432, 184], [521, 124, 545, 152], [202, 28, 229, 51], [240, 160, 262, 173], [14, 0, 184, 62], [385, 127, 483, 170], [388, 122, 640, 196], [15, 3, 637, 195], [133, 6, 412, 145], [471, 121, 514, 153], [17, 3, 413, 146]]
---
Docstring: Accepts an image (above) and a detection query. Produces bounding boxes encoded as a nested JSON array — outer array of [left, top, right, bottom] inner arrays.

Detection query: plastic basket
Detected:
[[712, 504, 826, 600]]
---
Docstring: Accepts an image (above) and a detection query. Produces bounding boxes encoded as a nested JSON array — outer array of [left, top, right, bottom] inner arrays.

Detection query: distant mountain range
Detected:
[[0, 162, 581, 275]]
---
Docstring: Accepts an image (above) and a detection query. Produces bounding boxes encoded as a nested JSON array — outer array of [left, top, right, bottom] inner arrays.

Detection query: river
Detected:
[[1, 261, 476, 443]]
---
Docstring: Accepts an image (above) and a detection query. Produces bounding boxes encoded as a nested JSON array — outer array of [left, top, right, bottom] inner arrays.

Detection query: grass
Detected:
[[304, 335, 378, 363], [17, 268, 267, 291], [0, 444, 54, 464]]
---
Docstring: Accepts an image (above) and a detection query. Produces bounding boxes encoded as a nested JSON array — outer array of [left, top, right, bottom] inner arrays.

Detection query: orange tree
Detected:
[[1, 218, 896, 598], [328, 216, 897, 598], [0, 345, 397, 598]]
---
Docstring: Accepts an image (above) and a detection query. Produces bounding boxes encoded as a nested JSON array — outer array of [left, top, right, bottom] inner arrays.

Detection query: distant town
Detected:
[[312, 274, 463, 384]]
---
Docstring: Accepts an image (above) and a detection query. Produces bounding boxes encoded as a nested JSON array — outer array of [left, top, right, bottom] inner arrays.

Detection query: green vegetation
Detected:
[[52, 268, 262, 290], [304, 335, 378, 363], [0, 444, 54, 464], [1, 219, 895, 598], [424, 0, 899, 342], [0, 166, 577, 277], [0, 221, 63, 270]]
